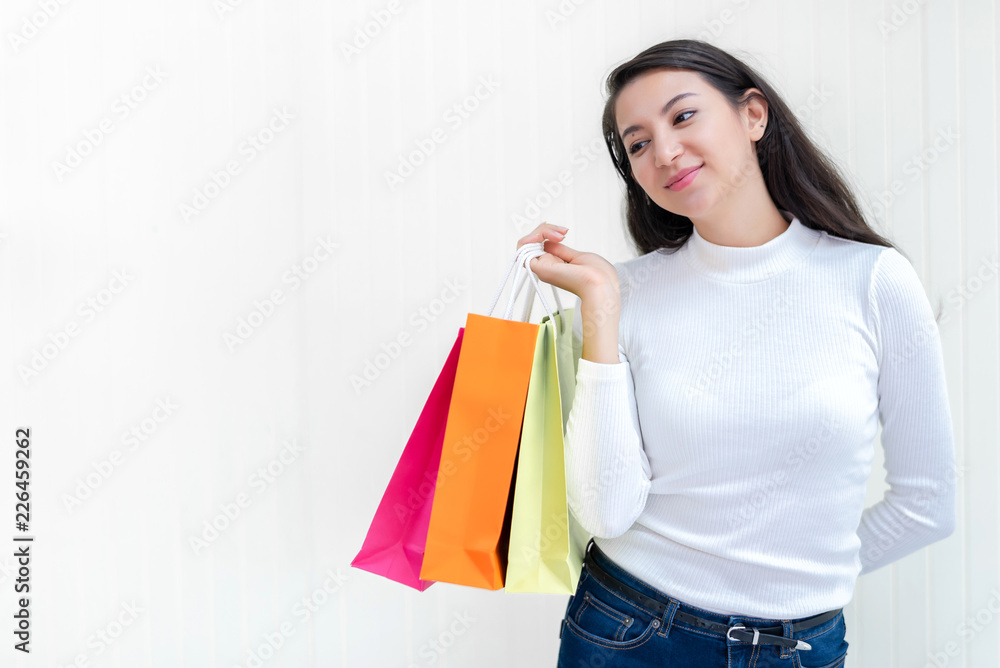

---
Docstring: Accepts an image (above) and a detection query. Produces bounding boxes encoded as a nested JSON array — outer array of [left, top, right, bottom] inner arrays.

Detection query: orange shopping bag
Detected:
[[419, 243, 558, 590]]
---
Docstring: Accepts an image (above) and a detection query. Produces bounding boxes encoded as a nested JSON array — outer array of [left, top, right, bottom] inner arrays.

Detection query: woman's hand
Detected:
[[516, 223, 622, 364], [515, 222, 620, 302]]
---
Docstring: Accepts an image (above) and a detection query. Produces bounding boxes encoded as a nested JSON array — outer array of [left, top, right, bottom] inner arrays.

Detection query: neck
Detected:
[[689, 199, 790, 248]]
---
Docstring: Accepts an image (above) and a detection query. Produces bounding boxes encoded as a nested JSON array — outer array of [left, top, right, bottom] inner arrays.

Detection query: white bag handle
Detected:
[[485, 243, 536, 318], [508, 248, 565, 322], [485, 242, 558, 323], [507, 247, 567, 326]]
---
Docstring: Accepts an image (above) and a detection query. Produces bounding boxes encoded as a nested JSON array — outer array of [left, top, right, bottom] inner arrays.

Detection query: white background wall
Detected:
[[0, 0, 996, 666]]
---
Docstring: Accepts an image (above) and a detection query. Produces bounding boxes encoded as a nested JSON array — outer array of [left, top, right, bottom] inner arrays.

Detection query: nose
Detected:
[[653, 135, 681, 169]]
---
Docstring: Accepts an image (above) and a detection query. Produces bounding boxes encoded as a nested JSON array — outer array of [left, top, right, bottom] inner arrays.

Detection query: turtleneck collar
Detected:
[[679, 209, 822, 283]]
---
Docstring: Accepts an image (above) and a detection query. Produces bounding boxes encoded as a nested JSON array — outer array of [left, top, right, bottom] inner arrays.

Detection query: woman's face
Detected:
[[614, 68, 766, 219]]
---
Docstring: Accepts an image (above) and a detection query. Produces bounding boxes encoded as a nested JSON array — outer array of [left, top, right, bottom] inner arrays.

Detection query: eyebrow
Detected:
[[620, 92, 699, 140]]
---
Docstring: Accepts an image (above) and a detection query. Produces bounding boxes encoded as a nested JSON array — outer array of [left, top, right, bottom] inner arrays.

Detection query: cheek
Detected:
[[633, 160, 660, 188]]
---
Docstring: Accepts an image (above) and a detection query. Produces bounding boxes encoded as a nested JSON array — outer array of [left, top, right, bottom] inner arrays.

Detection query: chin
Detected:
[[672, 193, 714, 219]]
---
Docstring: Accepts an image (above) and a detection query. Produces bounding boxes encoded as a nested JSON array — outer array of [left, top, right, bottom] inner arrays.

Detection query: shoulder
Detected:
[[807, 227, 890, 276], [811, 230, 929, 318], [860, 245, 941, 370], [867, 245, 933, 321], [802, 230, 927, 317]]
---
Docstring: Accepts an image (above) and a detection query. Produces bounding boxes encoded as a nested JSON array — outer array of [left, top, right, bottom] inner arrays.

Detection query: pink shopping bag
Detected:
[[351, 329, 464, 590]]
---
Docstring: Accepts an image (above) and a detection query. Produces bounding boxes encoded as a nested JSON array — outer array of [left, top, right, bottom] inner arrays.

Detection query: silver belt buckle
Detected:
[[727, 624, 757, 643], [727, 623, 813, 650]]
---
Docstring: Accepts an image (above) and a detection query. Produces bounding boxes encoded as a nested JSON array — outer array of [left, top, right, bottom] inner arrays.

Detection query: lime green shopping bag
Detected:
[[503, 259, 588, 594]]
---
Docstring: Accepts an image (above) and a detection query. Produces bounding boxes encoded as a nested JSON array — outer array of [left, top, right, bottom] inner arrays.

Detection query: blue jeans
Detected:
[[557, 542, 849, 668]]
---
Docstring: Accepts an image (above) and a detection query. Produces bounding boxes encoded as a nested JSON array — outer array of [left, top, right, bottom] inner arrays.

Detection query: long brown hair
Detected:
[[602, 39, 897, 257]]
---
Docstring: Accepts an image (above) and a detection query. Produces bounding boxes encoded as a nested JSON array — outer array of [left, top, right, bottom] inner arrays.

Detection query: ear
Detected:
[[740, 88, 768, 140]]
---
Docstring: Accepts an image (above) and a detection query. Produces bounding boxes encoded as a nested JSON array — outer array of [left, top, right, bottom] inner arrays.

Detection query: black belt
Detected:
[[583, 543, 841, 651]]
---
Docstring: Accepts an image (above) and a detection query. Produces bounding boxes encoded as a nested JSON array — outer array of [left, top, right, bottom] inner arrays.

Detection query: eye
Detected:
[[627, 140, 648, 155], [675, 110, 695, 124], [627, 111, 696, 155]]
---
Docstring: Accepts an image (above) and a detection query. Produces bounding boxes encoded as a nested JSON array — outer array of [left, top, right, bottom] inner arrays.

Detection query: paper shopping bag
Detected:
[[417, 313, 538, 589], [504, 305, 587, 593], [350, 329, 464, 591]]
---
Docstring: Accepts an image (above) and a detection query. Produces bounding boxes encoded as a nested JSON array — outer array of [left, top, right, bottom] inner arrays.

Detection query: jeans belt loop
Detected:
[[780, 620, 794, 658]]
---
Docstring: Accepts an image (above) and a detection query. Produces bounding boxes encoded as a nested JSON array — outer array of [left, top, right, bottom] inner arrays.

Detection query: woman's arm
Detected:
[[855, 247, 958, 575], [564, 268, 652, 539]]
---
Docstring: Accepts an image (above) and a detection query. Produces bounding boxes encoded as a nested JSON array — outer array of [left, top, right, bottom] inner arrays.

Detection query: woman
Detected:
[[517, 39, 957, 667]]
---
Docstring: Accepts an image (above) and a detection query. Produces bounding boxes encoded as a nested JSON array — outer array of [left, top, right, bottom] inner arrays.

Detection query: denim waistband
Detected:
[[585, 539, 840, 631]]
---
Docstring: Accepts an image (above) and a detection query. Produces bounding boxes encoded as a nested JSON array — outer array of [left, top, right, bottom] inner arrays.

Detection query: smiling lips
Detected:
[[665, 164, 703, 191]]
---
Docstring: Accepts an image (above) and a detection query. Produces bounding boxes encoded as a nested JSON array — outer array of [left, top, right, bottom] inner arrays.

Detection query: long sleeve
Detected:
[[564, 268, 652, 539], [855, 248, 958, 576]]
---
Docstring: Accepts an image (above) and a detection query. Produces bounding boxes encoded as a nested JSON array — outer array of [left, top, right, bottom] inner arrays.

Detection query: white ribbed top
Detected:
[[565, 210, 957, 618]]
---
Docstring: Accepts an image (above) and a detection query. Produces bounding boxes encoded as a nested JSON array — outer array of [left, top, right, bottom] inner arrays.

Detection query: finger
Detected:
[[535, 240, 580, 264], [517, 231, 558, 247], [540, 221, 570, 235], [526, 251, 585, 289], [517, 225, 568, 248]]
